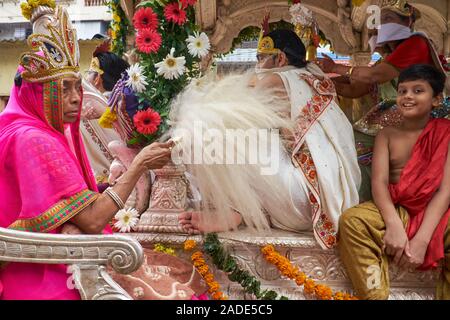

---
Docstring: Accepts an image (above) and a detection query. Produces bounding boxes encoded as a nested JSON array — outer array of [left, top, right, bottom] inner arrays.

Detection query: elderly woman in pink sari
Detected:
[[0, 5, 172, 300]]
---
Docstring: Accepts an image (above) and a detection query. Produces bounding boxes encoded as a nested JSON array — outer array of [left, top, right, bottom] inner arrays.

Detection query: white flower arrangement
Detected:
[[155, 48, 186, 80], [114, 207, 139, 232], [125, 63, 149, 93], [186, 32, 211, 58]]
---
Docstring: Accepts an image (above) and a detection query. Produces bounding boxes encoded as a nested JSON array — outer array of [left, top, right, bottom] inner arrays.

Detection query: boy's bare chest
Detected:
[[388, 132, 422, 171]]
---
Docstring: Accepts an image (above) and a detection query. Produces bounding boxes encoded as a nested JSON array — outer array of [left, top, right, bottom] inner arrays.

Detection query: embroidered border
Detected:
[[82, 120, 114, 162], [292, 75, 334, 148], [9, 190, 98, 233], [291, 74, 338, 249], [43, 80, 64, 133], [293, 146, 337, 248]]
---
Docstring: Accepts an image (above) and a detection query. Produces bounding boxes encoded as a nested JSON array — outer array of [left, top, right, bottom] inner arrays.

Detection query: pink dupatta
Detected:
[[0, 68, 100, 299]]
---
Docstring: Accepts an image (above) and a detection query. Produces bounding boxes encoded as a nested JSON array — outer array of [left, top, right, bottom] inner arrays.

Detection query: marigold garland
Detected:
[[98, 107, 117, 128], [183, 240, 228, 300], [21, 0, 56, 21], [203, 234, 288, 300], [261, 245, 358, 300]]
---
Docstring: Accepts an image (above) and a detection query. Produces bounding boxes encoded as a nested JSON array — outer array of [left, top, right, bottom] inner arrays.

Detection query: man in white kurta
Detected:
[[178, 29, 361, 249]]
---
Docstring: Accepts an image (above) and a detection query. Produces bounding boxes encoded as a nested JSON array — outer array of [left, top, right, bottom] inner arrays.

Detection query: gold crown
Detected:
[[381, 0, 421, 19], [257, 32, 281, 55], [257, 12, 280, 55], [89, 57, 104, 75], [20, 5, 80, 83]]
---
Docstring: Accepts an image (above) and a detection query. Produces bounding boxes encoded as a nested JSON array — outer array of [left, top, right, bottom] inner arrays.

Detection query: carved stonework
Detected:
[[0, 228, 144, 300], [351, 51, 373, 66], [135, 161, 188, 233], [194, 0, 449, 56], [129, 230, 440, 300]]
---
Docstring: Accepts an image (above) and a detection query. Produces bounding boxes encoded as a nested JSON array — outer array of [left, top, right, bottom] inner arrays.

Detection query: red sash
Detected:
[[388, 119, 450, 270]]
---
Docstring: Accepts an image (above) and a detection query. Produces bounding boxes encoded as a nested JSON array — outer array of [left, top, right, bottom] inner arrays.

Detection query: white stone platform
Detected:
[[128, 229, 440, 300]]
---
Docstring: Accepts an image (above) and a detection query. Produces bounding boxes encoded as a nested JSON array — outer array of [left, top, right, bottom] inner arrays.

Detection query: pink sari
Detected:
[[0, 67, 100, 300]]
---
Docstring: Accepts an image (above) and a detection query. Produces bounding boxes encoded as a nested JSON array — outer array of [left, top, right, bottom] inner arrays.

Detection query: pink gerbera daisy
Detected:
[[133, 7, 159, 31], [133, 109, 161, 135], [136, 29, 162, 54], [164, 2, 187, 26]]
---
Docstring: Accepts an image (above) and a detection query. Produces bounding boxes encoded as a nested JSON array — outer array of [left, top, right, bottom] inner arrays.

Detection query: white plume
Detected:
[[168, 72, 299, 233]]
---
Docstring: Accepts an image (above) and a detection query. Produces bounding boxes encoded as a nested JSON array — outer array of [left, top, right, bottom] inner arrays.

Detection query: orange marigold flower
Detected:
[[208, 281, 220, 293], [304, 279, 316, 295], [203, 273, 214, 283], [265, 254, 278, 264], [315, 284, 333, 300], [184, 240, 197, 251], [279, 263, 292, 276], [295, 273, 307, 286], [261, 245, 275, 255], [212, 291, 225, 300], [191, 251, 203, 261], [197, 265, 209, 275], [193, 259, 206, 267], [286, 268, 299, 279], [333, 292, 345, 300]]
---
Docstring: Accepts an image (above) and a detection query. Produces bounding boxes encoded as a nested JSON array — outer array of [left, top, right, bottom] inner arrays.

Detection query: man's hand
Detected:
[[133, 141, 174, 172], [315, 54, 337, 74], [61, 223, 84, 235], [382, 221, 409, 265], [398, 237, 428, 269]]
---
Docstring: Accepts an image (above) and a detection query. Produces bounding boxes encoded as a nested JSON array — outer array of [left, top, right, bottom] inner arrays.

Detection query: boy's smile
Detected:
[[397, 79, 441, 119]]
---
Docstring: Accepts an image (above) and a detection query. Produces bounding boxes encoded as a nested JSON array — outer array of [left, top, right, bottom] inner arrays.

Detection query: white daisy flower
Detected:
[[125, 63, 148, 93], [186, 32, 211, 58], [154, 48, 186, 80], [114, 207, 139, 232]]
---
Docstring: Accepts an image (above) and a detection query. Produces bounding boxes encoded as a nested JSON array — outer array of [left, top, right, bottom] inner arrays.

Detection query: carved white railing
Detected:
[[0, 228, 144, 300]]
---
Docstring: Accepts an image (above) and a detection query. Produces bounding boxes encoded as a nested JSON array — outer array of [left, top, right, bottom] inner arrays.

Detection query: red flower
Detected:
[[180, 0, 197, 8], [136, 29, 162, 54], [133, 7, 159, 31], [164, 2, 187, 25], [133, 109, 161, 135]]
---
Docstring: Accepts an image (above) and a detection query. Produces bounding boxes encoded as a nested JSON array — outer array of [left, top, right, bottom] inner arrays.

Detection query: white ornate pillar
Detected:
[[135, 162, 188, 233]]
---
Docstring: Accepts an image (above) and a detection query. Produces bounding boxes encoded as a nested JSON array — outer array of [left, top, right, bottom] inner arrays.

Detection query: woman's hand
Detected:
[[315, 54, 337, 74], [133, 141, 174, 172]]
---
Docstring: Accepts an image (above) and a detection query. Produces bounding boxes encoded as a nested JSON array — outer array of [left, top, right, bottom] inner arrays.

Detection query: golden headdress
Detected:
[[19, 1, 80, 83], [381, 0, 421, 20], [257, 13, 280, 55], [88, 39, 111, 75]]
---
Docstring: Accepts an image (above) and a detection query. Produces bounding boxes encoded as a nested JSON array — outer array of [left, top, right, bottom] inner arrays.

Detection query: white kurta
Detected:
[[276, 66, 361, 246]]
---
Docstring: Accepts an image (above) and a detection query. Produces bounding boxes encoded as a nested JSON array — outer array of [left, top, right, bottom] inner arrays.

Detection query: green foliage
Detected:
[[114, 1, 203, 146], [203, 233, 288, 300], [107, 0, 131, 57], [229, 21, 294, 53]]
